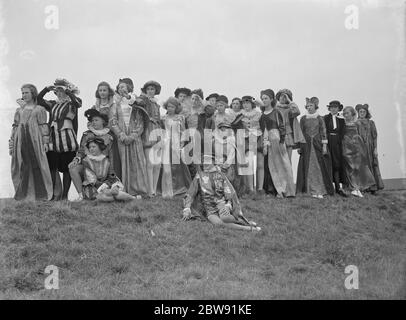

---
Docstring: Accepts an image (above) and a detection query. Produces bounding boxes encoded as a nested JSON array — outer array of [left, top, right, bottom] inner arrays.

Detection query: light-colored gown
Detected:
[[10, 105, 53, 200], [110, 101, 149, 196]]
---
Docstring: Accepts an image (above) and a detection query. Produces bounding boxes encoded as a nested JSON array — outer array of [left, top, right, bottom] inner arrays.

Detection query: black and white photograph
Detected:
[[0, 0, 405, 307]]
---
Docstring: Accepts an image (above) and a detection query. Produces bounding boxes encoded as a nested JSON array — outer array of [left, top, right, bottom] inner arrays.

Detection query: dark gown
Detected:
[[296, 115, 334, 196], [342, 121, 375, 191], [324, 113, 345, 184], [357, 119, 384, 191]]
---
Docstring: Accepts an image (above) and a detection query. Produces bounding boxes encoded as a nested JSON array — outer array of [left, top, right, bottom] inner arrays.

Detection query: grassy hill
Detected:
[[0, 191, 405, 299]]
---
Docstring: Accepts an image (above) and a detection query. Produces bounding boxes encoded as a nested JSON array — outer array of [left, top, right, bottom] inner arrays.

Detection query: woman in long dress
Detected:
[[341, 106, 375, 197], [259, 90, 295, 198], [10, 84, 53, 201], [296, 97, 334, 198], [110, 78, 149, 197], [160, 97, 192, 199], [355, 104, 384, 193]]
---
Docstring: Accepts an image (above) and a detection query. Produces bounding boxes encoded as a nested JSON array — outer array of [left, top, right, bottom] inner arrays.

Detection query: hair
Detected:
[[230, 98, 242, 108], [86, 139, 107, 151], [21, 84, 38, 102], [343, 106, 357, 121], [356, 104, 372, 119], [191, 88, 204, 100], [95, 81, 115, 99]]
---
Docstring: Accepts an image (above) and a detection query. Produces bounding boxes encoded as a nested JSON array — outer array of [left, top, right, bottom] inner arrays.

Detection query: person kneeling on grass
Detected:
[[182, 155, 261, 232], [82, 137, 135, 202]]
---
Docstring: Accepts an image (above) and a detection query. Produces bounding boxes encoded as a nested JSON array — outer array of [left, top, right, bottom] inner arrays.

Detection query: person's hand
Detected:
[[322, 144, 328, 155], [46, 85, 55, 91], [182, 208, 192, 221], [68, 157, 80, 169], [44, 144, 49, 153], [16, 99, 27, 108], [110, 186, 120, 196], [123, 136, 134, 145], [97, 183, 109, 193], [118, 132, 126, 143], [114, 93, 122, 104], [284, 93, 292, 104]]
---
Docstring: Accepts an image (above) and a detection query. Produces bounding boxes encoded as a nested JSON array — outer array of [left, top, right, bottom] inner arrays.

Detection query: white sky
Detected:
[[0, 0, 405, 197]]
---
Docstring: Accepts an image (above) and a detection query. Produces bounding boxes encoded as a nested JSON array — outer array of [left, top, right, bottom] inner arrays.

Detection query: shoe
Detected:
[[276, 193, 284, 199], [337, 189, 348, 197], [71, 194, 83, 202], [351, 190, 362, 197], [312, 194, 319, 199], [317, 195, 324, 199], [357, 190, 364, 198], [251, 226, 261, 232]]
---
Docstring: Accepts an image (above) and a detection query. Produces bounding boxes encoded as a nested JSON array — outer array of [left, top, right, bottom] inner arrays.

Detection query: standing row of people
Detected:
[[9, 78, 384, 203]]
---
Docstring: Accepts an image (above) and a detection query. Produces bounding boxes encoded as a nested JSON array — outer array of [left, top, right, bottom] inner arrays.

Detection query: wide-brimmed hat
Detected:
[[84, 109, 109, 126], [116, 78, 134, 93], [53, 78, 79, 95], [163, 97, 182, 114], [141, 80, 161, 95], [216, 95, 228, 105], [174, 87, 191, 98], [85, 136, 107, 151], [327, 100, 343, 111], [206, 93, 219, 101], [276, 89, 292, 102]]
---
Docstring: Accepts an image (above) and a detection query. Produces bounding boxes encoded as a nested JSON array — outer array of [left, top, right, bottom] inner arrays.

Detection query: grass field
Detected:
[[0, 191, 405, 300]]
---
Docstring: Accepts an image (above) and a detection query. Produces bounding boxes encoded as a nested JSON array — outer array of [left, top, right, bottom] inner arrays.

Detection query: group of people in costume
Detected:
[[9, 78, 384, 232]]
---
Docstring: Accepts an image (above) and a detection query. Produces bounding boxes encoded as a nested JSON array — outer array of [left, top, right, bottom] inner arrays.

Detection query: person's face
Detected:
[[55, 87, 67, 100], [216, 102, 226, 113], [243, 101, 252, 112], [178, 93, 187, 102], [231, 100, 241, 112], [146, 86, 156, 98], [91, 116, 105, 130], [329, 106, 339, 115], [358, 109, 367, 119], [205, 105, 215, 116], [208, 97, 217, 106], [21, 88, 33, 103], [343, 109, 353, 122], [191, 94, 200, 106], [166, 104, 176, 115], [306, 103, 316, 114], [280, 94, 288, 104], [88, 142, 102, 156], [261, 95, 272, 107], [98, 85, 110, 99], [118, 83, 129, 96]]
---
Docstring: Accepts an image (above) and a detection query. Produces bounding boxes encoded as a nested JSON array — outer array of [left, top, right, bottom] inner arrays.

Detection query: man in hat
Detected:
[[182, 154, 261, 232], [68, 108, 114, 201], [324, 100, 347, 197]]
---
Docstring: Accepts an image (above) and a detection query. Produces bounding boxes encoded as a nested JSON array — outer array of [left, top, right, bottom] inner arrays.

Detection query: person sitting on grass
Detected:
[[182, 154, 261, 232], [81, 137, 136, 202]]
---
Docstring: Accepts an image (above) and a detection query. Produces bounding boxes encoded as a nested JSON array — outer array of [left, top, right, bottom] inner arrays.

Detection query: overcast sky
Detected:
[[0, 0, 405, 197]]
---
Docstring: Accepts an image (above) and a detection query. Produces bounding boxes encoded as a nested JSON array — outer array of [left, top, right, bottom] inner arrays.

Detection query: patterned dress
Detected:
[[10, 105, 53, 201]]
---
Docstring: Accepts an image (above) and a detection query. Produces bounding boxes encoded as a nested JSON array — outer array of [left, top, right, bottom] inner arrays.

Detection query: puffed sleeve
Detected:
[[318, 116, 328, 144], [109, 103, 123, 137], [37, 106, 50, 145], [288, 102, 301, 118]]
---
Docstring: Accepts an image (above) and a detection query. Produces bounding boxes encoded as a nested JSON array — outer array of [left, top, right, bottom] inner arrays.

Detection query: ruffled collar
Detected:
[[305, 111, 320, 119], [87, 154, 106, 161], [88, 125, 110, 136]]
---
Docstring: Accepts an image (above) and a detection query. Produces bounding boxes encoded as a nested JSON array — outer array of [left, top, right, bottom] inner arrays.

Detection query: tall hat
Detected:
[[174, 87, 192, 98], [84, 109, 109, 126], [327, 100, 343, 111], [116, 78, 134, 93], [141, 80, 161, 95]]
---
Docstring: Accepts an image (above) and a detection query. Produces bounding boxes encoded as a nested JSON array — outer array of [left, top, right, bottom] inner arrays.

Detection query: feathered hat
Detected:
[[53, 78, 80, 95]]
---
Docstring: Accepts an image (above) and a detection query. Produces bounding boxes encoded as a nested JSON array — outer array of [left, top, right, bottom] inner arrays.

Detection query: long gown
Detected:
[[342, 121, 375, 191], [110, 103, 149, 196], [357, 119, 384, 190], [159, 114, 192, 198], [260, 109, 296, 197], [296, 114, 334, 196], [10, 105, 53, 201]]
